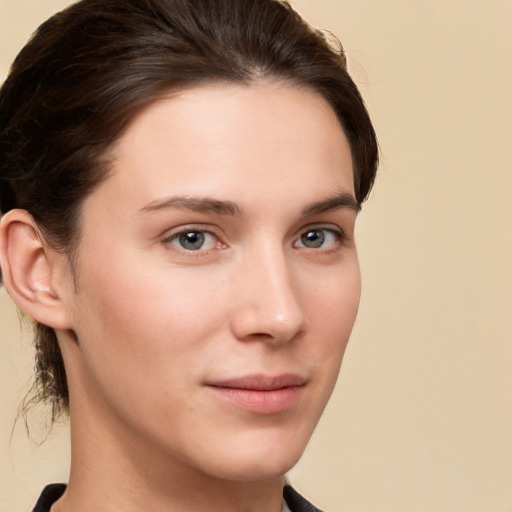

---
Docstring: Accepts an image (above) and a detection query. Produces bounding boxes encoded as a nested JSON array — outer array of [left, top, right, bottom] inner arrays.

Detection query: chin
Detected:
[[209, 457, 299, 483], [183, 402, 325, 483], [198, 432, 308, 483]]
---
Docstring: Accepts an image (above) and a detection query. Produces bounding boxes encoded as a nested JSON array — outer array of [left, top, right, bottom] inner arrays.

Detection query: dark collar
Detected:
[[32, 484, 66, 512], [33, 483, 323, 512], [284, 484, 323, 512]]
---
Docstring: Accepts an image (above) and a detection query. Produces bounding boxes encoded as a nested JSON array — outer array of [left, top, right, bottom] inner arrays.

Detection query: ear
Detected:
[[0, 209, 73, 329]]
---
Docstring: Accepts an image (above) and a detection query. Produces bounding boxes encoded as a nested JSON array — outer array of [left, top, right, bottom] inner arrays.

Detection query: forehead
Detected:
[[84, 82, 354, 218]]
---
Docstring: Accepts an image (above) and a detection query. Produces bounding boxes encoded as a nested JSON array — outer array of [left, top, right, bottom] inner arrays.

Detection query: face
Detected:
[[59, 82, 360, 482]]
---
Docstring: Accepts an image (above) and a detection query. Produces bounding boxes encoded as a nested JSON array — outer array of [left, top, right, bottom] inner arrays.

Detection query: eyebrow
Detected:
[[138, 196, 242, 216], [137, 191, 360, 217], [302, 192, 361, 215]]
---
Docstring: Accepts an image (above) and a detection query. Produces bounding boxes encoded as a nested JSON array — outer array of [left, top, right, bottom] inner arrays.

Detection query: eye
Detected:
[[295, 228, 341, 249], [167, 230, 218, 251]]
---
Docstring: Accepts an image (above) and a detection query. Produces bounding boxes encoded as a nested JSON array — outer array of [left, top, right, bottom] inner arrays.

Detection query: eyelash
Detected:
[[161, 225, 345, 253], [294, 227, 345, 252], [162, 226, 223, 253]]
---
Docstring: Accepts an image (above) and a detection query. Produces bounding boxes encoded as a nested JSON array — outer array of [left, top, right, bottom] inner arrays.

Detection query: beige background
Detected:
[[1, 1, 511, 511]]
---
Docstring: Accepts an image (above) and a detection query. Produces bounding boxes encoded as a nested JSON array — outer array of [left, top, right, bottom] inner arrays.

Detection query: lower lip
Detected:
[[206, 385, 304, 414]]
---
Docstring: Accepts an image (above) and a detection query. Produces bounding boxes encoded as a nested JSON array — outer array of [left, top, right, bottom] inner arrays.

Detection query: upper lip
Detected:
[[204, 374, 307, 391]]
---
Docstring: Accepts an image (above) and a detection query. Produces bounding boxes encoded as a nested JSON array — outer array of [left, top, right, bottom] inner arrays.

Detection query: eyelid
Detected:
[[161, 223, 218, 238], [298, 223, 346, 238]]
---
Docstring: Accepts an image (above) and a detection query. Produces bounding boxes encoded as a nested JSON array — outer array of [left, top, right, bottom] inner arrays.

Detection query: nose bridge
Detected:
[[230, 240, 307, 343]]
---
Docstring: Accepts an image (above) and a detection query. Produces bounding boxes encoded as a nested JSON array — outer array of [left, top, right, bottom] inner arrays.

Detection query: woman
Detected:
[[0, 0, 378, 511]]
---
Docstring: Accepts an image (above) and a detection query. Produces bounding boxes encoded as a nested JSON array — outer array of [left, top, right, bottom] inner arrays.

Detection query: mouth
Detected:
[[204, 374, 307, 414]]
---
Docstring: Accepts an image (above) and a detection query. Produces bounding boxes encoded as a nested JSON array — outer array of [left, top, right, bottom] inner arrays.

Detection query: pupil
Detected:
[[180, 232, 204, 250], [303, 230, 324, 248]]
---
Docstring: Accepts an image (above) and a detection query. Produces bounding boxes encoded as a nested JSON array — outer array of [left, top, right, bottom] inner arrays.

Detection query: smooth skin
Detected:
[[0, 82, 360, 512]]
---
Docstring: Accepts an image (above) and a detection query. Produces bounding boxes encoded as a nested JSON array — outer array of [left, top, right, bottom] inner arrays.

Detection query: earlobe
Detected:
[[0, 209, 72, 329]]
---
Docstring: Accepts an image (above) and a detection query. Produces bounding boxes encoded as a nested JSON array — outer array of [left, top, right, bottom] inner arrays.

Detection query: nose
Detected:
[[229, 247, 308, 344]]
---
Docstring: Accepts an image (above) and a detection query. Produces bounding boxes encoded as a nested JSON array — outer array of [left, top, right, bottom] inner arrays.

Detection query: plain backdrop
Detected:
[[1, 1, 511, 511]]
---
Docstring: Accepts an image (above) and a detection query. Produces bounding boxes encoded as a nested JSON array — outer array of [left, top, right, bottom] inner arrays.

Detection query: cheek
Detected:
[[69, 254, 228, 407], [75, 242, 225, 340], [301, 256, 361, 376], [306, 254, 361, 330]]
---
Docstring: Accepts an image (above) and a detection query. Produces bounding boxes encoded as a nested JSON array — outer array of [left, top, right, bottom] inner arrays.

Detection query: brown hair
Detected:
[[0, 0, 378, 419]]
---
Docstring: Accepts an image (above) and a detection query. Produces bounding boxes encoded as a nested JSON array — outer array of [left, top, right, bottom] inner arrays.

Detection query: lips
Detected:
[[204, 374, 306, 414]]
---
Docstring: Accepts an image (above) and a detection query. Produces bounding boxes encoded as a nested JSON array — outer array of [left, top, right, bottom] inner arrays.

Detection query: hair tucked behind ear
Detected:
[[12, 323, 69, 428], [0, 0, 378, 421]]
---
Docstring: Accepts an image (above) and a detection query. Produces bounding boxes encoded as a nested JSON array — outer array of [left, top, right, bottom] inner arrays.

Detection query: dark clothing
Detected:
[[284, 485, 323, 512], [33, 483, 322, 512], [32, 484, 66, 512]]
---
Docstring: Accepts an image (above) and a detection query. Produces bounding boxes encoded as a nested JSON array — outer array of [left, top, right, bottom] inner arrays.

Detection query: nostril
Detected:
[[242, 331, 302, 346], [247, 332, 276, 342]]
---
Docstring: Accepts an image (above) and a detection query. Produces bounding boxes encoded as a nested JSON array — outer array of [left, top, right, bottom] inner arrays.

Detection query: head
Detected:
[[0, 0, 377, 481]]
